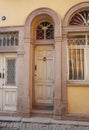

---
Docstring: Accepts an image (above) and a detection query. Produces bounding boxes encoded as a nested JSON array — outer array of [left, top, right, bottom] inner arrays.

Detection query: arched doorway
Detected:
[[24, 8, 62, 116]]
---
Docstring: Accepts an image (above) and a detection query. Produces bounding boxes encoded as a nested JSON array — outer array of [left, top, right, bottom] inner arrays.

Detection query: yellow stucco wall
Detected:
[[67, 86, 89, 114], [0, 0, 87, 26]]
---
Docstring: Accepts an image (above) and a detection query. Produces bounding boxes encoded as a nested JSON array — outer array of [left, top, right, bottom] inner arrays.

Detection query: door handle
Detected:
[[2, 73, 4, 79], [43, 57, 46, 61], [0, 73, 1, 78], [0, 73, 4, 78]]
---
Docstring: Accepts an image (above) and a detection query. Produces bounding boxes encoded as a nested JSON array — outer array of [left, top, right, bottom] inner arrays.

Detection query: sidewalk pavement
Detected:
[[0, 116, 89, 130]]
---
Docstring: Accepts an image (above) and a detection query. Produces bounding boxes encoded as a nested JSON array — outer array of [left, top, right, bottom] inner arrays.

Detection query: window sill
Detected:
[[0, 46, 19, 52], [67, 80, 89, 86]]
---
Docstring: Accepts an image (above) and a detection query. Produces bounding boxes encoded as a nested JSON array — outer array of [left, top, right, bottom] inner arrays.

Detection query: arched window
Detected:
[[67, 9, 89, 81], [36, 21, 54, 40], [69, 9, 89, 25]]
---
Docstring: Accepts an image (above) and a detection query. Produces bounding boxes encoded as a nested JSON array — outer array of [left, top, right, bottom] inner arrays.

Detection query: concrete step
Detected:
[[31, 109, 53, 118]]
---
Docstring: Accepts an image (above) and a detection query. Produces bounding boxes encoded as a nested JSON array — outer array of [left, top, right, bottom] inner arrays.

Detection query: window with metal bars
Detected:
[[0, 32, 18, 46], [67, 34, 89, 80], [69, 9, 89, 25], [36, 21, 54, 40]]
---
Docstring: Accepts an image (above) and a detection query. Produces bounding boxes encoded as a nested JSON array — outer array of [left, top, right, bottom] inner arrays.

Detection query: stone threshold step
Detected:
[[31, 109, 53, 114]]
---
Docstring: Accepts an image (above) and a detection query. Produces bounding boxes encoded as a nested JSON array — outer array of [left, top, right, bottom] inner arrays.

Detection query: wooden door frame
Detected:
[[32, 44, 54, 109]]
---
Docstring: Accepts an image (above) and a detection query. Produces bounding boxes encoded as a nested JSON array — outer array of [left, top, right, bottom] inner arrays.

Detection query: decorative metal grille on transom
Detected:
[[69, 9, 89, 25], [0, 32, 18, 46], [36, 21, 54, 40], [6, 59, 16, 85], [67, 35, 89, 80]]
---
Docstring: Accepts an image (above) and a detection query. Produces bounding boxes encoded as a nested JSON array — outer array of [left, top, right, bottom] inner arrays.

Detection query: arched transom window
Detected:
[[36, 21, 54, 40], [69, 9, 89, 25]]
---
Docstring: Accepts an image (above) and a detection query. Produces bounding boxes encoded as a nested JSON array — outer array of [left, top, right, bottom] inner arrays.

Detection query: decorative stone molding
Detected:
[[24, 7, 62, 118], [24, 7, 61, 39]]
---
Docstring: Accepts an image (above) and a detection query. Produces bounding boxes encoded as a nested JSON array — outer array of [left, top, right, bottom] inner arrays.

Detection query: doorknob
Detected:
[[43, 57, 46, 61]]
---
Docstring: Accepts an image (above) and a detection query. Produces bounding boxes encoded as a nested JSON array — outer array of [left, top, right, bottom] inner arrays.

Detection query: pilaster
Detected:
[[17, 51, 24, 116], [54, 36, 62, 118], [61, 33, 68, 116], [20, 37, 31, 117]]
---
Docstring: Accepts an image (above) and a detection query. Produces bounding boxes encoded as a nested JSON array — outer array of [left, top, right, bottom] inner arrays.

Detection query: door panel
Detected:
[[0, 53, 17, 112], [46, 59, 54, 81], [34, 46, 54, 105], [3, 89, 17, 111]]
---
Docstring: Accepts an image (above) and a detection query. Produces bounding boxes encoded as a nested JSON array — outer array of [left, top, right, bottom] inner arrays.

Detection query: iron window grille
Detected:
[[0, 32, 18, 46], [69, 9, 89, 25], [36, 21, 54, 40], [67, 35, 89, 80]]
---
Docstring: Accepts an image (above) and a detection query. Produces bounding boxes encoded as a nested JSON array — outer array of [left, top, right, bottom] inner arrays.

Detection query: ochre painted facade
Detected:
[[67, 87, 89, 114], [0, 0, 89, 120], [0, 0, 87, 26]]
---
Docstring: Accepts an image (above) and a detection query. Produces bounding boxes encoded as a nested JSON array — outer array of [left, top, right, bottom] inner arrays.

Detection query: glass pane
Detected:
[[68, 49, 84, 80], [6, 59, 16, 85]]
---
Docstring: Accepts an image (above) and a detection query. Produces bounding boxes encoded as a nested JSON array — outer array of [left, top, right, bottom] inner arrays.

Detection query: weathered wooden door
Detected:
[[0, 53, 17, 112], [34, 46, 54, 106]]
